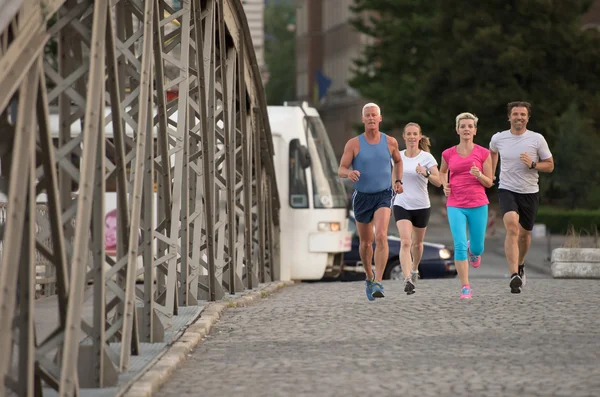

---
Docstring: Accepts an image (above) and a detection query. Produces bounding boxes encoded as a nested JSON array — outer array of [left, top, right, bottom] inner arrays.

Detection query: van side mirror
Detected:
[[298, 145, 311, 169]]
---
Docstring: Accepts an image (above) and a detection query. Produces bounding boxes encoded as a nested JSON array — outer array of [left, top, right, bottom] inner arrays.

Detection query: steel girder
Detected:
[[0, 0, 280, 395]]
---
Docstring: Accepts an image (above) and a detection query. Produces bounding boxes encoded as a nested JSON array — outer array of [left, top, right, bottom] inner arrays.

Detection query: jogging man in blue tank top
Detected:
[[338, 103, 404, 300]]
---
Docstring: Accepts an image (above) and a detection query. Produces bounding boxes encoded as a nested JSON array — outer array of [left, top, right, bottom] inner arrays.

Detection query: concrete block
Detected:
[[551, 248, 600, 279], [551, 248, 600, 262]]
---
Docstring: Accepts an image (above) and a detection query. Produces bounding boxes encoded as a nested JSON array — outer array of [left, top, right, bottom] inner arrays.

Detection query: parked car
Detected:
[[342, 212, 457, 280]]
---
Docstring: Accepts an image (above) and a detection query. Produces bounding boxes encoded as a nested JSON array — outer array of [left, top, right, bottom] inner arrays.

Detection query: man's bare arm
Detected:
[[535, 156, 554, 173], [338, 139, 358, 180], [490, 150, 499, 181], [388, 137, 403, 193], [390, 138, 403, 182]]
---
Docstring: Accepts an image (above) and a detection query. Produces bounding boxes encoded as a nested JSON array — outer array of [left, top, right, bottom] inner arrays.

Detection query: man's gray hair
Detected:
[[362, 102, 381, 116]]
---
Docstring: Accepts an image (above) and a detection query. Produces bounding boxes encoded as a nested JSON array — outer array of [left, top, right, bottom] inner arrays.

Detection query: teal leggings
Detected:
[[447, 205, 488, 261]]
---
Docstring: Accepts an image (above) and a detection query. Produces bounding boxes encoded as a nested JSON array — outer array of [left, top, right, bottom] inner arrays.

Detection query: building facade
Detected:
[[295, 0, 374, 159], [242, 0, 267, 84]]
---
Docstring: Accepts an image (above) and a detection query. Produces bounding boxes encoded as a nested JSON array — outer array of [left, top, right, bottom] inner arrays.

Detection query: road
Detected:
[[154, 278, 600, 397], [151, 213, 600, 397]]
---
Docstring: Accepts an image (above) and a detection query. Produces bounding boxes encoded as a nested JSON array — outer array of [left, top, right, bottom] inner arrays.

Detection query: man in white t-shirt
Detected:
[[490, 101, 554, 294]]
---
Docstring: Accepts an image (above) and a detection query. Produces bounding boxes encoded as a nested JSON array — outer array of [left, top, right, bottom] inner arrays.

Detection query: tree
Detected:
[[264, 1, 296, 106], [548, 103, 600, 209], [350, 0, 600, 205], [349, 0, 437, 133]]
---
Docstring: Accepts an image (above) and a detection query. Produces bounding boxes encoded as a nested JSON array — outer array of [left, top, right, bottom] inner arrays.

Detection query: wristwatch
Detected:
[[425, 169, 432, 178], [530, 161, 537, 169], [395, 179, 403, 185]]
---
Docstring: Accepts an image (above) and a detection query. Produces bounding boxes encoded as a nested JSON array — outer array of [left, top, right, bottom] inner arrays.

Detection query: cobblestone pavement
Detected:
[[156, 279, 600, 397]]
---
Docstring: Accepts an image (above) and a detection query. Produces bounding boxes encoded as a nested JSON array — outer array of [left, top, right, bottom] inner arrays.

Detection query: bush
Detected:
[[536, 207, 600, 235]]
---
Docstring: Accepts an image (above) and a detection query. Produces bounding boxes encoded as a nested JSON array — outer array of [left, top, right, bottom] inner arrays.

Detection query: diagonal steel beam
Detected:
[[58, 0, 107, 393], [0, 56, 39, 397], [119, 0, 154, 370]]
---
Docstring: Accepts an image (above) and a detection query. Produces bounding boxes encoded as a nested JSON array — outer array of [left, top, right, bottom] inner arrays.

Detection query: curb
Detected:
[[121, 280, 295, 397]]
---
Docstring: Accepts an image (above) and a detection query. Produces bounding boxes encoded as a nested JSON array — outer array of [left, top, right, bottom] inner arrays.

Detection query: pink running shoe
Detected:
[[467, 241, 481, 268], [460, 284, 472, 299]]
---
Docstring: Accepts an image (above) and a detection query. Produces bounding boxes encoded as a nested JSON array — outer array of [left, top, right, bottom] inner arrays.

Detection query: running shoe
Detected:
[[460, 284, 472, 299], [467, 241, 481, 268], [371, 282, 385, 298], [519, 263, 527, 287], [510, 274, 523, 294], [410, 270, 419, 285], [404, 277, 416, 295], [365, 277, 375, 301]]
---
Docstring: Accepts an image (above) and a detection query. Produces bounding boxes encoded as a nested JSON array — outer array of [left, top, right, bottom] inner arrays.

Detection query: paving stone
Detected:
[[155, 279, 600, 397]]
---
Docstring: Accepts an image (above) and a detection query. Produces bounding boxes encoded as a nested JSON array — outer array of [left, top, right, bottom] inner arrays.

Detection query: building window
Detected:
[[289, 138, 309, 208], [296, 1, 308, 36]]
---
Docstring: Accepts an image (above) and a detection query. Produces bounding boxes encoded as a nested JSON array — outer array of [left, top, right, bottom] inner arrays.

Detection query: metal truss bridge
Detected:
[[0, 0, 280, 394]]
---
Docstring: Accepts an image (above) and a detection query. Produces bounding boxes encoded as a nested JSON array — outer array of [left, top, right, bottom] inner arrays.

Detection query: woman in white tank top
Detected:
[[392, 123, 442, 295]]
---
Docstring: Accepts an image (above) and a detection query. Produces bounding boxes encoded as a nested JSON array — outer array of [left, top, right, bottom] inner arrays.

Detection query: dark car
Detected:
[[342, 213, 457, 280]]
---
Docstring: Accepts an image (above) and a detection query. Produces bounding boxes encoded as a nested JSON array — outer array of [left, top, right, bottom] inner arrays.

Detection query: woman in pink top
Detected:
[[440, 112, 494, 299]]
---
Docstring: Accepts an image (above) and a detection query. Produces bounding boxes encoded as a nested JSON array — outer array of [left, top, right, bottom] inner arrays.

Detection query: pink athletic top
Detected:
[[442, 144, 490, 208]]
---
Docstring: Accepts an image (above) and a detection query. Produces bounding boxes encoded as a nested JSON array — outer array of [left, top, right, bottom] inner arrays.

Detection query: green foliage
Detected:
[[349, 0, 437, 129], [546, 103, 600, 209], [536, 207, 600, 235], [264, 1, 296, 106], [349, 0, 600, 206]]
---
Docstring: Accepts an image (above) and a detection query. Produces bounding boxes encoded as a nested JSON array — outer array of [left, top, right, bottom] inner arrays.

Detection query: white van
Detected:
[[268, 102, 352, 281]]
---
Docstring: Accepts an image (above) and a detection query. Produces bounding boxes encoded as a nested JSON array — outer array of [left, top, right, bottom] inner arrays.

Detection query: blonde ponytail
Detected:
[[419, 135, 431, 152]]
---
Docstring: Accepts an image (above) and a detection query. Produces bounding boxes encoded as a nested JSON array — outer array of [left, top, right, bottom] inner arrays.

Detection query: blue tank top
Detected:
[[352, 133, 392, 193]]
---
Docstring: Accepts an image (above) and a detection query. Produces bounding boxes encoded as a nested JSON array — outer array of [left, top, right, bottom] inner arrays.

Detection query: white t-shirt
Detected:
[[393, 150, 438, 210], [489, 129, 552, 194]]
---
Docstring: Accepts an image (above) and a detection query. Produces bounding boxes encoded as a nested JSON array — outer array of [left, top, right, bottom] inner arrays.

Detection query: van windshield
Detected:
[[305, 116, 346, 209]]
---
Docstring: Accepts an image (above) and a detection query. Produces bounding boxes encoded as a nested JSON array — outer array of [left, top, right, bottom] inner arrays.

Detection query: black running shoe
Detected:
[[404, 278, 415, 295], [518, 264, 526, 287], [510, 274, 523, 294]]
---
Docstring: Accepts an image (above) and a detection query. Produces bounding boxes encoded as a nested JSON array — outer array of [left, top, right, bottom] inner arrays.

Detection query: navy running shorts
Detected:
[[352, 188, 394, 224]]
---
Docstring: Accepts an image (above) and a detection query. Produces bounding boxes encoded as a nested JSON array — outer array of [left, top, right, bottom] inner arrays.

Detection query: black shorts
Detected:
[[393, 206, 431, 229], [498, 189, 539, 231], [352, 188, 394, 224]]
